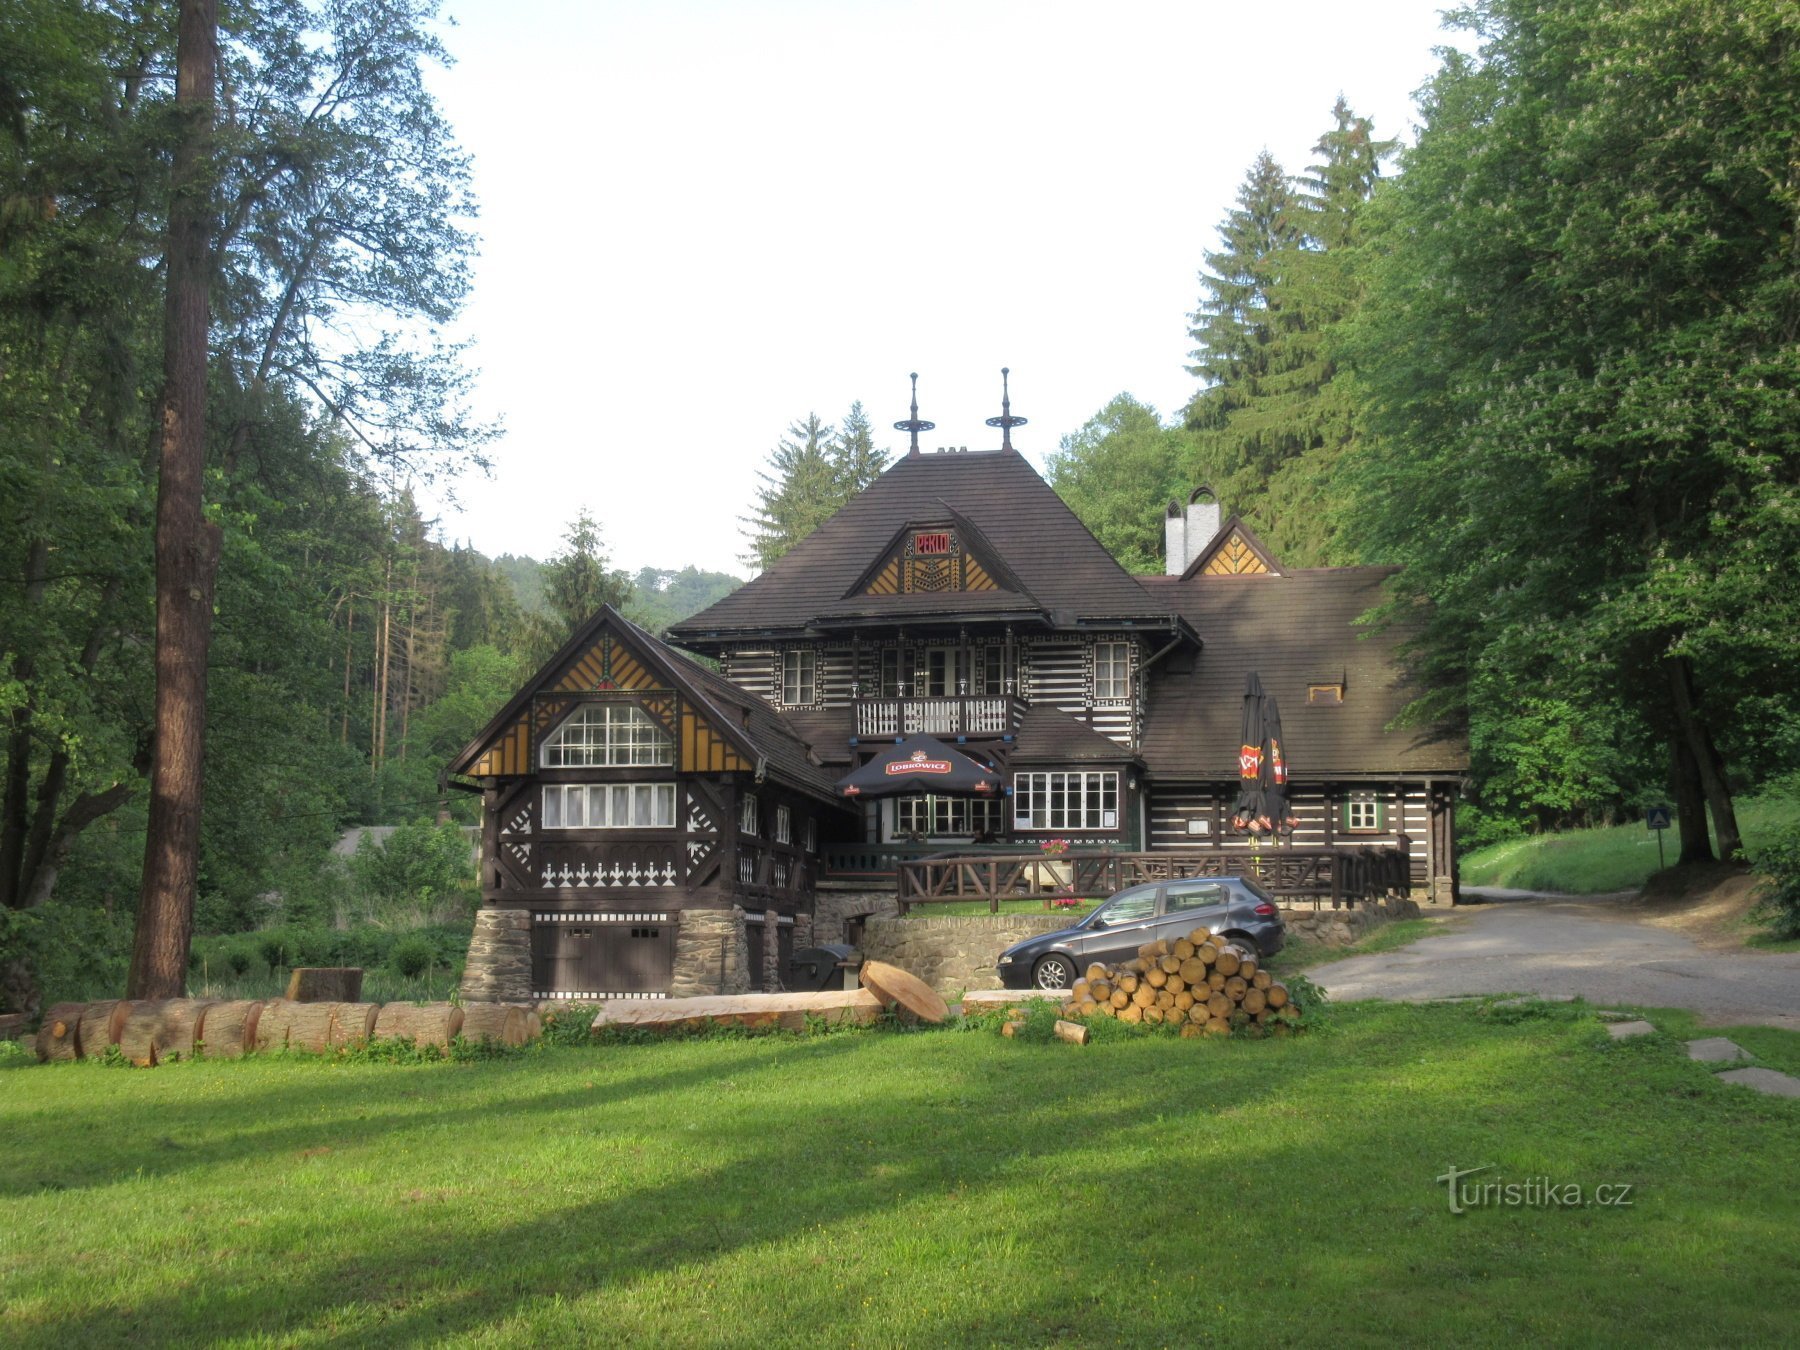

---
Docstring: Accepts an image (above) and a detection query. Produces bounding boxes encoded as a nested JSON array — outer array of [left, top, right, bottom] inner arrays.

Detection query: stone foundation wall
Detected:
[[460, 908, 533, 1003], [812, 890, 902, 946], [859, 914, 1074, 992], [1280, 895, 1421, 947], [670, 906, 750, 998]]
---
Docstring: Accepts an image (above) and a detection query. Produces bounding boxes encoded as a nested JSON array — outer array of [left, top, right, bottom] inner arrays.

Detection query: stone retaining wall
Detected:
[[1279, 896, 1421, 947], [812, 890, 902, 947], [859, 914, 1074, 992]]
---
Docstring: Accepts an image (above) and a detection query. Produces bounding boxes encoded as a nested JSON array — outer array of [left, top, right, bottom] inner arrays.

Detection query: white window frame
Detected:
[[541, 782, 676, 830], [540, 703, 674, 768], [878, 648, 901, 698], [1094, 642, 1131, 701], [780, 649, 817, 706], [774, 804, 792, 845], [739, 793, 759, 836], [1345, 793, 1383, 833], [895, 795, 1005, 840], [1012, 771, 1120, 832]]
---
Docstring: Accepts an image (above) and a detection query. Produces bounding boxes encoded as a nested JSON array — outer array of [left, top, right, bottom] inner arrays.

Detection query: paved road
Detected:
[[1316, 894, 1800, 1029]]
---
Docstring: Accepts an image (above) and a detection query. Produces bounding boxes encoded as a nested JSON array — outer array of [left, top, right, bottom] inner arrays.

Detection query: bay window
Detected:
[[1013, 771, 1120, 832]]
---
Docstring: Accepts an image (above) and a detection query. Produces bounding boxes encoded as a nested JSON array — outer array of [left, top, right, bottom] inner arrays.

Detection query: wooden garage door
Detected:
[[531, 912, 674, 999]]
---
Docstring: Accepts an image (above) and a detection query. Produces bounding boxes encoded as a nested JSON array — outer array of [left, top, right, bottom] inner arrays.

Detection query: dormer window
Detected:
[[541, 704, 673, 768], [1308, 684, 1344, 706]]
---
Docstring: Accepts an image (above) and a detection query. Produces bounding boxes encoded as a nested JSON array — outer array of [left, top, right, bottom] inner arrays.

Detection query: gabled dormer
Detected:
[[1180, 515, 1282, 578], [847, 506, 1031, 600]]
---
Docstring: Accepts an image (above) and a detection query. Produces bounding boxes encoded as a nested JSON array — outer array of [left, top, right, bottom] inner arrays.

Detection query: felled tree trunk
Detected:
[[284, 968, 363, 1003], [372, 1002, 464, 1050]]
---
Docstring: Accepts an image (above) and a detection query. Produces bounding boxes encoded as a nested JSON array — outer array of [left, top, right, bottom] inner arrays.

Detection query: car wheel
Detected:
[[1224, 932, 1261, 960], [1032, 953, 1077, 991]]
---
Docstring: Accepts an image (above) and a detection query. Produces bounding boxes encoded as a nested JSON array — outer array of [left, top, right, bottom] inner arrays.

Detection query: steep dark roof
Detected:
[[669, 450, 1179, 641], [1137, 569, 1467, 779], [446, 605, 848, 808], [1010, 704, 1141, 765]]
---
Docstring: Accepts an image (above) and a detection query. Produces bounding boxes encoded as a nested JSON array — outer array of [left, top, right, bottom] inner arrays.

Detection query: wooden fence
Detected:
[[893, 846, 1412, 914]]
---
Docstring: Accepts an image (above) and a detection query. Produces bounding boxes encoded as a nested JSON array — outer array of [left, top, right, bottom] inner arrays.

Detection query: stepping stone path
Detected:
[[1606, 1020, 1657, 1040], [1686, 1037, 1751, 1063], [1715, 1067, 1800, 1099], [1679, 1037, 1800, 1097]]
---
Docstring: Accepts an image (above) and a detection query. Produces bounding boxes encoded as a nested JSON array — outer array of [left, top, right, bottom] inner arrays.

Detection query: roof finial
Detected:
[[985, 366, 1027, 452], [893, 371, 935, 457]]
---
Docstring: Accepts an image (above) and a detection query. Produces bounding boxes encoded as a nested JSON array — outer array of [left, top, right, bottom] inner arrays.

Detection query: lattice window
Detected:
[[541, 704, 673, 768], [541, 783, 676, 829], [1012, 772, 1120, 832], [1343, 793, 1384, 833], [774, 805, 792, 844], [780, 649, 817, 705], [1094, 642, 1131, 700], [739, 794, 759, 836]]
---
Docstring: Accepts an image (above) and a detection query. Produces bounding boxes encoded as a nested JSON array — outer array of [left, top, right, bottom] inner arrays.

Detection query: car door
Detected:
[[1069, 884, 1161, 966], [1155, 879, 1233, 945]]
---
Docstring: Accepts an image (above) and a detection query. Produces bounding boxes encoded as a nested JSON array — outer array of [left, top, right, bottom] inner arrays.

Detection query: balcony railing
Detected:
[[892, 847, 1414, 913], [853, 694, 1023, 738]]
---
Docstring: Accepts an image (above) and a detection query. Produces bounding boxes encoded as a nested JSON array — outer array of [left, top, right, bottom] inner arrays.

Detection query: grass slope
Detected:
[[3, 1005, 1796, 1346], [1460, 794, 1796, 894]]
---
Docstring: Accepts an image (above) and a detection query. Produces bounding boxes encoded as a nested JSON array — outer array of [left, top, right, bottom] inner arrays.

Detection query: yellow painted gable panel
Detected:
[[1201, 531, 1270, 575]]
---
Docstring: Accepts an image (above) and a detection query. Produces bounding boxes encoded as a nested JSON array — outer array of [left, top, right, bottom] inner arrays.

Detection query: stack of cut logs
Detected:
[[1060, 930, 1298, 1038], [33, 997, 540, 1067]]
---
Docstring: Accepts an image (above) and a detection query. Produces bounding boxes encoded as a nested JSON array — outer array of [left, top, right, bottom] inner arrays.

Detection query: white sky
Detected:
[[419, 0, 1460, 576]]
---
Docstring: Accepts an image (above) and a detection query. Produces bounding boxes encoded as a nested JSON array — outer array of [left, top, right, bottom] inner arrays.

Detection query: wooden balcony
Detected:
[[852, 694, 1024, 739]]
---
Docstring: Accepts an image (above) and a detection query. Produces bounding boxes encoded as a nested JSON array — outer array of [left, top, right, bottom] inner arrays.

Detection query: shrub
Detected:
[[1750, 820, 1800, 939], [351, 819, 476, 916], [389, 935, 436, 979], [225, 944, 253, 978], [258, 932, 291, 973]]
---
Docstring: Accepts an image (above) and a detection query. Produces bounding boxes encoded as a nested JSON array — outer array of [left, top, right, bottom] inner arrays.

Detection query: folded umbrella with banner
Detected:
[[1261, 691, 1298, 836], [835, 733, 1001, 799], [1230, 673, 1267, 835]]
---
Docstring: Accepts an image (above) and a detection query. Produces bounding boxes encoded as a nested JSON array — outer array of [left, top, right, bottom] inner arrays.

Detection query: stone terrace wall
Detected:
[[860, 914, 1074, 992], [1280, 895, 1421, 947], [812, 890, 902, 946]]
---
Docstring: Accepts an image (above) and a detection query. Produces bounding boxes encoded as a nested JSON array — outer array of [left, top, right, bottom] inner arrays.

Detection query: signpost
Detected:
[[1646, 804, 1673, 868]]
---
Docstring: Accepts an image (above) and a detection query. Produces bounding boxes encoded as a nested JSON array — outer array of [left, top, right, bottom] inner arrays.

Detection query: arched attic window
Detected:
[[541, 703, 674, 768]]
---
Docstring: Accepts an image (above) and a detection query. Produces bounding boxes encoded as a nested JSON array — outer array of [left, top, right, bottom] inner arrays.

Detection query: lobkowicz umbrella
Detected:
[[1261, 692, 1299, 836], [835, 734, 1001, 799], [1229, 673, 1267, 834]]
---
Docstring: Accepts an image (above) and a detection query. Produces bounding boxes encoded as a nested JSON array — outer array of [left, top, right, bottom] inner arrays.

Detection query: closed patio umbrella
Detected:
[[835, 734, 1000, 799], [1261, 692, 1298, 836], [1230, 673, 1267, 834]]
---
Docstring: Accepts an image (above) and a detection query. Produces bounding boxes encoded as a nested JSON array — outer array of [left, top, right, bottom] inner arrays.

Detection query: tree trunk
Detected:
[[1664, 657, 1742, 862], [128, 0, 220, 1001], [1668, 731, 1712, 864]]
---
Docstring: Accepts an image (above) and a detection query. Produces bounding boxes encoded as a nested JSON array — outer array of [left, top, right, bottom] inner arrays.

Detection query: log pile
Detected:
[[1058, 931, 1303, 1038], [30, 998, 541, 1064]]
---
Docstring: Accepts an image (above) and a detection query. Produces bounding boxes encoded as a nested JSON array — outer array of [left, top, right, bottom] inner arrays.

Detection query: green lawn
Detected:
[[1460, 793, 1797, 894], [903, 897, 1101, 919], [1267, 916, 1453, 974], [3, 1004, 1796, 1345]]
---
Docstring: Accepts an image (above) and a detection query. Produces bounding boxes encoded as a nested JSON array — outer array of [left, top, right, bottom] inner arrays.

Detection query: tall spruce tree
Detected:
[[1181, 106, 1393, 566], [742, 406, 889, 572]]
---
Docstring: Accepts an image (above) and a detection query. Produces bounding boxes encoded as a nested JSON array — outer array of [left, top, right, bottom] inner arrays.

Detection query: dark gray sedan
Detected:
[[995, 875, 1286, 991]]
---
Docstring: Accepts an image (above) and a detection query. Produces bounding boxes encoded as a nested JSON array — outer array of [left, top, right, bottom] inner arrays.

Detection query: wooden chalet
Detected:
[[451, 421, 1466, 1002], [446, 606, 853, 1000]]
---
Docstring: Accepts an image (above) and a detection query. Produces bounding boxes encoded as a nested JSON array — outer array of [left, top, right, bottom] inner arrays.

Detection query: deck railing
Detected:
[[892, 846, 1412, 914], [852, 694, 1023, 738]]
